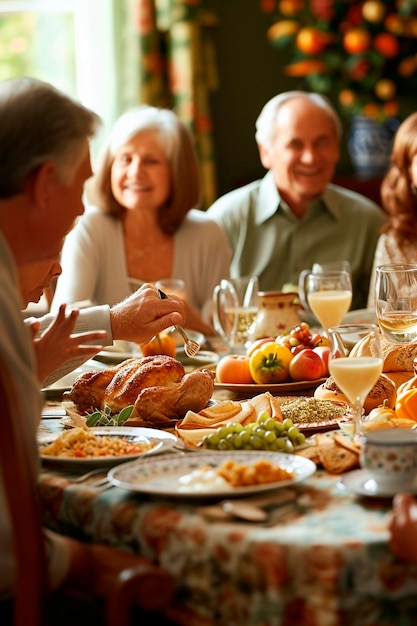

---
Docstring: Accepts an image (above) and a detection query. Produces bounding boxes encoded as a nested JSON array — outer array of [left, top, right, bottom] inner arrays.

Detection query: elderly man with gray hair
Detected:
[[208, 91, 385, 310], [0, 77, 182, 621]]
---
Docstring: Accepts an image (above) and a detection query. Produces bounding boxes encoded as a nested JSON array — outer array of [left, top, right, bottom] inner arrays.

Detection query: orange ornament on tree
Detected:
[[374, 32, 400, 58], [284, 59, 328, 76], [382, 100, 399, 118], [278, 0, 305, 16], [295, 27, 334, 55], [374, 78, 396, 100], [362, 102, 380, 117], [343, 28, 371, 54], [339, 89, 356, 107]]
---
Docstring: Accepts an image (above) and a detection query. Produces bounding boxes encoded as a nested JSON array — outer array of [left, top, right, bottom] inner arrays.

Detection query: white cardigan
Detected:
[[52, 207, 231, 323]]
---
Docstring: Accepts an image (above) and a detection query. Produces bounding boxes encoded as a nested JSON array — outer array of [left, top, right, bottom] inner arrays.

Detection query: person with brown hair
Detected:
[[368, 112, 417, 306], [51, 105, 231, 335]]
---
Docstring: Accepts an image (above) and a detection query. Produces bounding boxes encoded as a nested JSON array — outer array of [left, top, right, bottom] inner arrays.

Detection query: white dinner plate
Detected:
[[94, 343, 137, 364], [172, 329, 205, 347], [176, 349, 218, 367], [95, 330, 206, 365], [342, 308, 377, 325], [339, 469, 417, 498], [38, 426, 179, 467], [41, 359, 109, 396], [108, 451, 316, 498]]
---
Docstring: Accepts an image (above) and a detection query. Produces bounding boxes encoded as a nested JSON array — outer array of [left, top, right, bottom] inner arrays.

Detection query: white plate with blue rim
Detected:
[[108, 450, 316, 498], [38, 427, 180, 467]]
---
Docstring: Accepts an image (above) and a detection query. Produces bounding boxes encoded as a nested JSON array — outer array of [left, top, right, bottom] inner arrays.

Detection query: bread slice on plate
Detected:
[[248, 392, 283, 420], [181, 400, 255, 427]]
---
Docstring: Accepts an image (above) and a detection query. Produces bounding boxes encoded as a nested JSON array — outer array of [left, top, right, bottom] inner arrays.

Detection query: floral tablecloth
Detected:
[[38, 421, 417, 626]]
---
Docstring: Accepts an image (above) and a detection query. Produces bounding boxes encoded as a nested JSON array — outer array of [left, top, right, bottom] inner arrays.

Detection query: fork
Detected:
[[157, 289, 201, 358], [65, 468, 108, 486]]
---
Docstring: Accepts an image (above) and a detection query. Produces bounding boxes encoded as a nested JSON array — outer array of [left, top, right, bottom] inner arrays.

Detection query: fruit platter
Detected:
[[214, 323, 329, 394]]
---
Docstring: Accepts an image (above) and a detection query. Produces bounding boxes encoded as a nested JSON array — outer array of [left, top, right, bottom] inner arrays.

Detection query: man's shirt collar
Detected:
[[256, 171, 341, 224]]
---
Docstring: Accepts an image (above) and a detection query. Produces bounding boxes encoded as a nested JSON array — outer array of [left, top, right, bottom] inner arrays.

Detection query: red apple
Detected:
[[246, 337, 275, 358], [313, 345, 330, 376], [288, 348, 324, 381], [216, 354, 254, 384]]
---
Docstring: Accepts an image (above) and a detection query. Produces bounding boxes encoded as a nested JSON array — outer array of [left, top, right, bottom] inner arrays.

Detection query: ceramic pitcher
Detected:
[[253, 291, 300, 339]]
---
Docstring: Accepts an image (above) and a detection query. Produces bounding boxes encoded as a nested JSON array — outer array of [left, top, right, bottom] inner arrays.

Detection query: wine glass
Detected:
[[299, 270, 352, 334], [328, 324, 383, 440], [375, 263, 417, 344]]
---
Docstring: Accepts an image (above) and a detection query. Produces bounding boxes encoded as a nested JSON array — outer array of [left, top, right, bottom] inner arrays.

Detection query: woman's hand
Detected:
[[388, 493, 417, 563], [110, 283, 186, 345], [32, 304, 107, 384]]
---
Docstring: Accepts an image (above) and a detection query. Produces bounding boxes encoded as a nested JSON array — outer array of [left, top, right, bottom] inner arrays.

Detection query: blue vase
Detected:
[[348, 115, 398, 180]]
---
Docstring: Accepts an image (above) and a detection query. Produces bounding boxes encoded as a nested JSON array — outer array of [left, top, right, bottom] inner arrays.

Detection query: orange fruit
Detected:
[[374, 32, 399, 58], [140, 332, 177, 358], [343, 28, 371, 54]]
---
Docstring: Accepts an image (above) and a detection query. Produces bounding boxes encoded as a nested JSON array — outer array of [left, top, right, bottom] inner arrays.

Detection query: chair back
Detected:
[[0, 351, 175, 626], [0, 355, 47, 626]]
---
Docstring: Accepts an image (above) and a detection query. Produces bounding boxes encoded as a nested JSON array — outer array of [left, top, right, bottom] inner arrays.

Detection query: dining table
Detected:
[[37, 342, 417, 626]]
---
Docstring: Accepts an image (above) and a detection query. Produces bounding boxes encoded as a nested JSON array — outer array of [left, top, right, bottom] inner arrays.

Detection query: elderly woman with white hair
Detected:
[[52, 105, 231, 335], [207, 91, 385, 310]]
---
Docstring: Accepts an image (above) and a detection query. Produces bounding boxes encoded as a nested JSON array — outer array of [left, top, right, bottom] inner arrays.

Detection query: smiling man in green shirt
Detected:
[[208, 91, 386, 311]]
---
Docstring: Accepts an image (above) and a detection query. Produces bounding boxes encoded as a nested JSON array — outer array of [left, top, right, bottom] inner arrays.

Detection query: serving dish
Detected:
[[107, 450, 316, 498], [213, 378, 327, 397], [279, 398, 354, 433], [38, 426, 179, 467]]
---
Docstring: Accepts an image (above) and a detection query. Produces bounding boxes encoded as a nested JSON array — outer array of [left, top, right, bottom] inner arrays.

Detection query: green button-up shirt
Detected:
[[208, 171, 386, 310]]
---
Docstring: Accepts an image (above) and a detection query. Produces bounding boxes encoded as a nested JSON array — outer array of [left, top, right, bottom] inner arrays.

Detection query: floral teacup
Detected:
[[360, 428, 417, 491]]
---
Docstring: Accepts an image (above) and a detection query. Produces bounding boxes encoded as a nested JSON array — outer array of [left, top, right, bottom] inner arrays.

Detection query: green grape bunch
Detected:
[[200, 411, 305, 453]]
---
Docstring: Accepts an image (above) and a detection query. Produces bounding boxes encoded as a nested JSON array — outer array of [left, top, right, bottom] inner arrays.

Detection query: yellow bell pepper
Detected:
[[249, 342, 292, 384], [395, 387, 417, 422]]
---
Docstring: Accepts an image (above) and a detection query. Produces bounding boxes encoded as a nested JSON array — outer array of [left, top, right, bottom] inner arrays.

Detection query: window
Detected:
[[0, 0, 119, 148]]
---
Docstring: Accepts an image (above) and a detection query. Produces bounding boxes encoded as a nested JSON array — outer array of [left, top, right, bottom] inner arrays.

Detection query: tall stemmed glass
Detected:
[[375, 264, 417, 344], [300, 270, 352, 335], [328, 324, 383, 440]]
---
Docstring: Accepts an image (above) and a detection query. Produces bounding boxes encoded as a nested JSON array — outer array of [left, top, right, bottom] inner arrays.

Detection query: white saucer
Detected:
[[339, 469, 417, 498]]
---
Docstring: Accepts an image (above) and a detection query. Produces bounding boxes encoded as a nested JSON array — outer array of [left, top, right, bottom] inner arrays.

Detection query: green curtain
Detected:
[[114, 0, 219, 209]]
